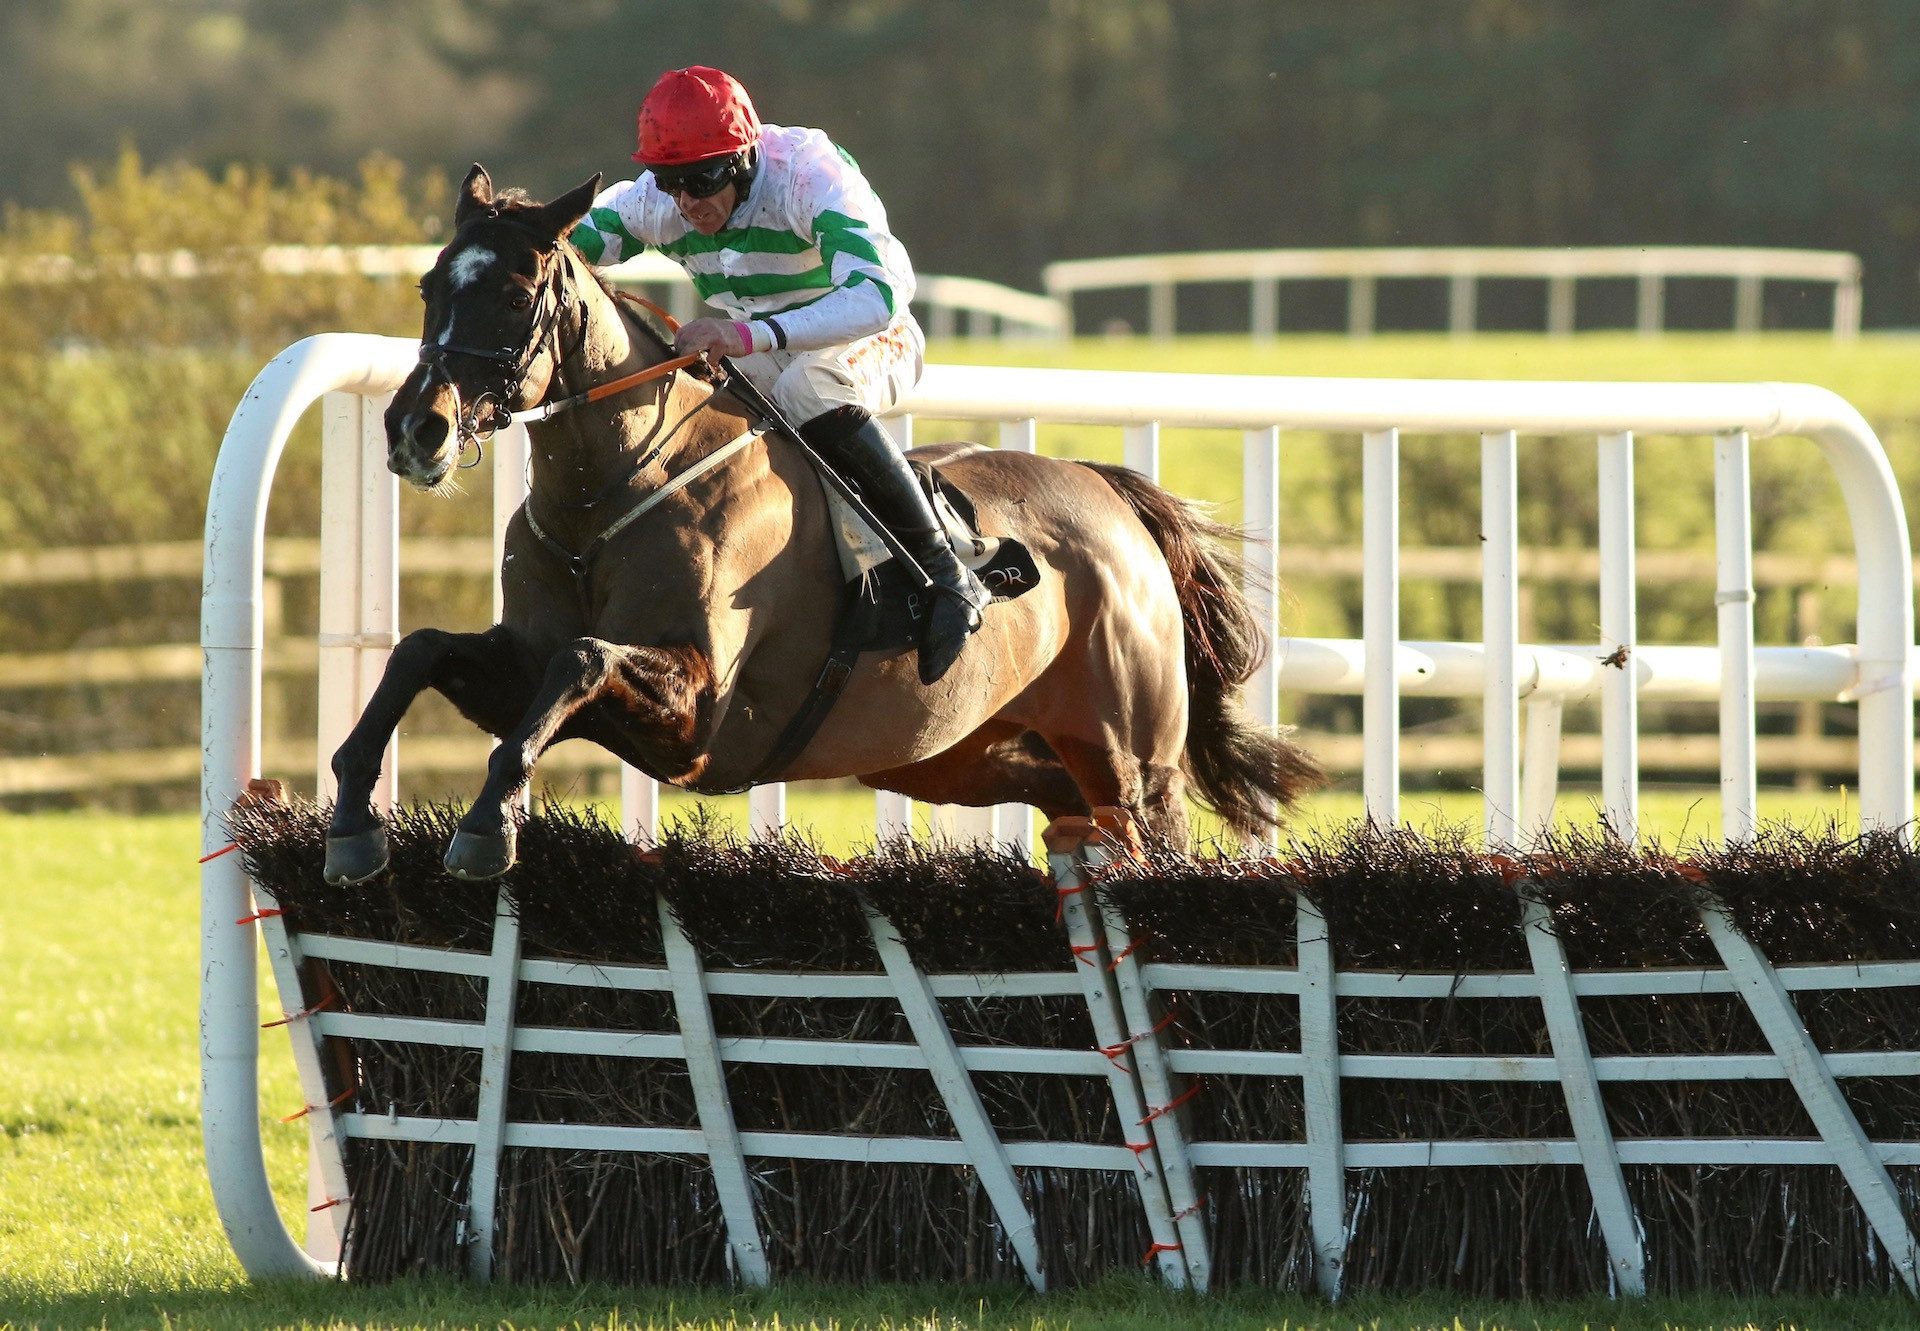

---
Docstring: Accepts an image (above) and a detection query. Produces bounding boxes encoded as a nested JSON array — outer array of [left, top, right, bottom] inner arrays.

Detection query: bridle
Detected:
[[416, 216, 576, 467], [416, 213, 706, 472]]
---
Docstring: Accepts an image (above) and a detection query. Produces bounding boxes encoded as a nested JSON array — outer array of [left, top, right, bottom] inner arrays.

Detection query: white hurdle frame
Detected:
[[205, 336, 1914, 1280]]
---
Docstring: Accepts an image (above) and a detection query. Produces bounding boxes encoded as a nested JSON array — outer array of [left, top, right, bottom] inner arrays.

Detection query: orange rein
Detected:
[[590, 290, 700, 401], [514, 289, 703, 423]]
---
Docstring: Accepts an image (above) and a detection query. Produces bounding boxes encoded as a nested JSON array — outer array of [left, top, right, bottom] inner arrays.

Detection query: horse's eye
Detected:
[[416, 280, 428, 302], [507, 291, 533, 312]]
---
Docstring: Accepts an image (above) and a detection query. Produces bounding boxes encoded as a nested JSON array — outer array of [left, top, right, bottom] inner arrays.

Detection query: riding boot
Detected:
[[800, 405, 989, 685]]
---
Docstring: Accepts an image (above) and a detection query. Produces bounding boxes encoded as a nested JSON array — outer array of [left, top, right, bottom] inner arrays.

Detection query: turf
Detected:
[[5, 795, 1911, 1328]]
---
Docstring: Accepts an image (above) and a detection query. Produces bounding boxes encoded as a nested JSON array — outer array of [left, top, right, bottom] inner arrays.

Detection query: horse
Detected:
[[322, 165, 1320, 883]]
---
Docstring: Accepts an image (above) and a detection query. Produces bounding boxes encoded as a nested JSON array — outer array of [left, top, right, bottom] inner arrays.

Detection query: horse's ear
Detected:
[[535, 172, 603, 243], [455, 164, 495, 225]]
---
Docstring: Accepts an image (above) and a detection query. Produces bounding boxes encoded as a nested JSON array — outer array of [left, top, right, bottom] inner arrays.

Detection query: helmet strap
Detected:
[[726, 147, 760, 217]]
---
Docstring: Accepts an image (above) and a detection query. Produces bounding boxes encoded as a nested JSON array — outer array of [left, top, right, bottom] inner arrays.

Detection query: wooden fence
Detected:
[[0, 537, 1882, 799], [1043, 246, 1864, 340]]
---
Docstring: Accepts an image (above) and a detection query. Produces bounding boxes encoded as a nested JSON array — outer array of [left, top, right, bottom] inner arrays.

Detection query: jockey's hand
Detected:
[[673, 318, 749, 367]]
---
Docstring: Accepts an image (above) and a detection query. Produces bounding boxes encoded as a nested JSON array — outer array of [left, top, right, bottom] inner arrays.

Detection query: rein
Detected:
[[512, 293, 701, 428]]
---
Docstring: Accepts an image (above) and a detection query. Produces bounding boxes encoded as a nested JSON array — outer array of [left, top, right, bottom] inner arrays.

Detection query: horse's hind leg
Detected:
[[1045, 738, 1191, 846], [860, 723, 1092, 822], [324, 624, 535, 884]]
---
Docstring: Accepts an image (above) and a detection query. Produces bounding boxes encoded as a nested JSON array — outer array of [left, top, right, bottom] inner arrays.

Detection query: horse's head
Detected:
[[386, 164, 602, 488]]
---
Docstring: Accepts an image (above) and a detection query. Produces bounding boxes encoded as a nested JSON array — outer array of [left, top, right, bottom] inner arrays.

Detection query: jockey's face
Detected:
[[673, 181, 737, 236]]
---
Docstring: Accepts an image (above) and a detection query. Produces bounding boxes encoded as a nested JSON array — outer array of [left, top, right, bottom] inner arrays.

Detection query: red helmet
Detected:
[[633, 66, 760, 167]]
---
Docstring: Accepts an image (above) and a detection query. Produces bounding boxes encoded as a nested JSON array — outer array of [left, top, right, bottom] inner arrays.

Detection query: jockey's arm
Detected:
[[568, 179, 655, 267], [753, 148, 914, 354]]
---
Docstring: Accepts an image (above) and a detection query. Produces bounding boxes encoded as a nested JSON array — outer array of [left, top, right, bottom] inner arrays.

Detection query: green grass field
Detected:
[[2, 790, 1908, 1331]]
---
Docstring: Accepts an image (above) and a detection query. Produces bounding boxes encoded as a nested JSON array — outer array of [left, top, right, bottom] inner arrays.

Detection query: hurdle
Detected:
[[204, 335, 1915, 1283]]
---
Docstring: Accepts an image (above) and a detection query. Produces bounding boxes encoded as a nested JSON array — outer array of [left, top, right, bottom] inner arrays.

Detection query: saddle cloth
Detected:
[[822, 459, 1042, 654]]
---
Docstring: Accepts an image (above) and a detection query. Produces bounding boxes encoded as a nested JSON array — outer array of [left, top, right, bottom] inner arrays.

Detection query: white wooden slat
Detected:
[[749, 783, 786, 838], [1165, 1046, 1920, 1082], [864, 901, 1048, 1292], [1097, 894, 1213, 1292], [340, 1113, 1140, 1170], [1296, 895, 1349, 1299], [299, 934, 494, 976], [339, 1114, 1920, 1172], [1519, 891, 1645, 1295], [874, 789, 913, 840], [313, 1007, 1920, 1084], [467, 419, 531, 1282], [293, 930, 1920, 1002], [621, 764, 659, 843], [658, 898, 771, 1286], [1194, 1138, 1920, 1168], [1145, 957, 1920, 999], [463, 886, 522, 1280], [1046, 838, 1190, 1287], [1699, 904, 1920, 1292], [355, 395, 398, 799]]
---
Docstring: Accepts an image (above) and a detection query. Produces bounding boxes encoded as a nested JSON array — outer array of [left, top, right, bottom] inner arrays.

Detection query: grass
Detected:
[[4, 793, 1910, 1330]]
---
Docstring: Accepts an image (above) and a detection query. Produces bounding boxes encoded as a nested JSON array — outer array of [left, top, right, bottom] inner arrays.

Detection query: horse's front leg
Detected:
[[324, 624, 534, 884], [445, 637, 715, 879]]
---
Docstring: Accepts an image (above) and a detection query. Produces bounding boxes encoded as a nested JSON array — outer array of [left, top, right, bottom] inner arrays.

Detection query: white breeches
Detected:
[[731, 313, 925, 429]]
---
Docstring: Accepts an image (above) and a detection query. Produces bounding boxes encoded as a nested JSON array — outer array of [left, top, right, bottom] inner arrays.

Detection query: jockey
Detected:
[[570, 65, 987, 686]]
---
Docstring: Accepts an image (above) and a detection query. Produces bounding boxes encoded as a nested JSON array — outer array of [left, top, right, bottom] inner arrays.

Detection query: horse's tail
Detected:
[[1081, 461, 1324, 839]]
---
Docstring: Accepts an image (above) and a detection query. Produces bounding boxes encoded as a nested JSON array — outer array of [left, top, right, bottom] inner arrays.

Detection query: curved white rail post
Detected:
[[203, 333, 417, 1278]]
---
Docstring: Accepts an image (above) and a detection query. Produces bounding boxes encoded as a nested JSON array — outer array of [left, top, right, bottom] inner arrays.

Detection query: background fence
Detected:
[[1043, 247, 1864, 340], [0, 534, 1883, 802]]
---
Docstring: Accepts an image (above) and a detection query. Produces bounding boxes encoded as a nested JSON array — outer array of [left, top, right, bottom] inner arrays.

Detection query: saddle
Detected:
[[713, 452, 1041, 792], [821, 458, 1043, 654]]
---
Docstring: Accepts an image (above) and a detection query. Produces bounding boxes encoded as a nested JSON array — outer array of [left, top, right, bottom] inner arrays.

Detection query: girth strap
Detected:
[[697, 577, 867, 795]]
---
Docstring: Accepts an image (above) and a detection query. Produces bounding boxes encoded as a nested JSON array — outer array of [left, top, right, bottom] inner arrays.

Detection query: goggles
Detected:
[[650, 155, 739, 200]]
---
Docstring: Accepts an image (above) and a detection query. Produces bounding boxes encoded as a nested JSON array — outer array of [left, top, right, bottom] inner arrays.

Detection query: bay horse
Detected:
[[323, 165, 1319, 882]]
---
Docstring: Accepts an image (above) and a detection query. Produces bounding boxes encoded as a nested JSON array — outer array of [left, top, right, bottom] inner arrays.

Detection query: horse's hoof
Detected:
[[323, 826, 389, 886], [444, 828, 516, 880]]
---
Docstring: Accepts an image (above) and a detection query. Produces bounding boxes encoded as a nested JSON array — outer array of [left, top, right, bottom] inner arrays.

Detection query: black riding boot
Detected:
[[801, 405, 988, 685]]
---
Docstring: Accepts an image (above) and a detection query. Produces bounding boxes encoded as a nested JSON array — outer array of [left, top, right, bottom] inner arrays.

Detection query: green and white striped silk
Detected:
[[571, 124, 916, 353]]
